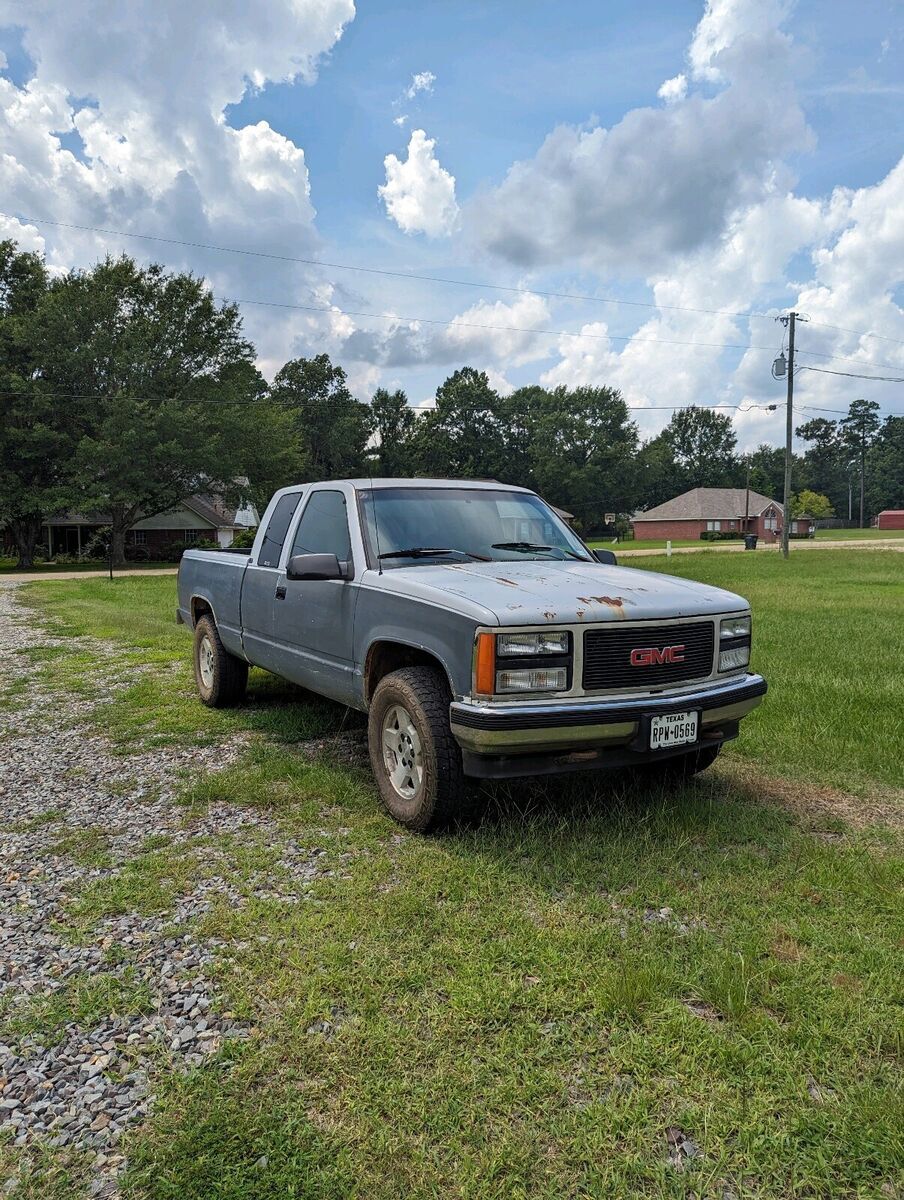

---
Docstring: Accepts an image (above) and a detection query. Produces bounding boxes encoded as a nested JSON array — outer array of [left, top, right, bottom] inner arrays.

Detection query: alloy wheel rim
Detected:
[[381, 704, 423, 800], [199, 635, 215, 689]]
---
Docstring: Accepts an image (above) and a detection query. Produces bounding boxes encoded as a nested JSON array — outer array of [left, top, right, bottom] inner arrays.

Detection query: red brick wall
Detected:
[[630, 519, 709, 541]]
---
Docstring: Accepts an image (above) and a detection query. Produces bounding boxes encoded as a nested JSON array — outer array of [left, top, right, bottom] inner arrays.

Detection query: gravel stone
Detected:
[[0, 583, 339, 1194]]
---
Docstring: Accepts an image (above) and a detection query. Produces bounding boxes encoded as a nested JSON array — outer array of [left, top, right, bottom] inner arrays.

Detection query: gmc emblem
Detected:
[[630, 645, 686, 667]]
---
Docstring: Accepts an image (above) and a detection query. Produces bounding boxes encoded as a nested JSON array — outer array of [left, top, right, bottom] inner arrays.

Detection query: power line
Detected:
[[800, 365, 904, 384], [9, 210, 904, 366], [3, 210, 780, 322], [804, 318, 904, 347]]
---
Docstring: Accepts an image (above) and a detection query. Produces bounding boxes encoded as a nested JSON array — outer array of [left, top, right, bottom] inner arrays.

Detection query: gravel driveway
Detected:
[[0, 583, 331, 1195]]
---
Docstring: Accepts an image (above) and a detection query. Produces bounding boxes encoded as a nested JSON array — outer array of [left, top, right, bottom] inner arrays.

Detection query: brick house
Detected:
[[631, 487, 785, 542], [35, 494, 259, 559]]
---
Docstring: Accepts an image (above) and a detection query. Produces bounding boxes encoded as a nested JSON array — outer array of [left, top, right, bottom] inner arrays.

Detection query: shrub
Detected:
[[230, 527, 257, 549], [700, 531, 744, 542], [160, 538, 219, 562]]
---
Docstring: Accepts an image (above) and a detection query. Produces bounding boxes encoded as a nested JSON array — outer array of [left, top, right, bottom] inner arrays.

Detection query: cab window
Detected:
[[290, 490, 351, 562], [257, 493, 302, 568]]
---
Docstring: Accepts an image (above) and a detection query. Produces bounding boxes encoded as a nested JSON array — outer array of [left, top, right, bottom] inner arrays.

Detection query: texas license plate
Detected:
[[650, 711, 698, 750]]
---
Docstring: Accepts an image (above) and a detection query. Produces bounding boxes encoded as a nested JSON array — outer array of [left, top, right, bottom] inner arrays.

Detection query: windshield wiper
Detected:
[[491, 541, 589, 562], [378, 546, 490, 561]]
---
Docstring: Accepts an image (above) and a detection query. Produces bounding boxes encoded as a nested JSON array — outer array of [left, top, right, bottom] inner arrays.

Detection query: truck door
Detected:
[[272, 488, 359, 703], [240, 490, 303, 673]]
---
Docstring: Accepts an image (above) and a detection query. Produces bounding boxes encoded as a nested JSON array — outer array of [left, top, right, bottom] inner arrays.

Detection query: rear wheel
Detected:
[[193, 615, 248, 707], [368, 666, 465, 832], [642, 743, 721, 783]]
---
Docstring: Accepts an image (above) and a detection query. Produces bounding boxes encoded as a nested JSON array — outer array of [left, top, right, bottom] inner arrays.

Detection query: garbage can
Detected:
[[743, 534, 758, 550]]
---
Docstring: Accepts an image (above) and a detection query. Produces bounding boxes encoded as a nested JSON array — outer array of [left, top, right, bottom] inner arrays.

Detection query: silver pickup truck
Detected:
[[177, 479, 766, 830]]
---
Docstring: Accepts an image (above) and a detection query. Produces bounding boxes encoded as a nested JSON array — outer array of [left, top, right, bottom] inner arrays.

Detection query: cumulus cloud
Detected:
[[393, 114, 408, 127], [378, 129, 459, 237], [472, 0, 809, 274], [657, 73, 687, 104], [0, 0, 355, 371]]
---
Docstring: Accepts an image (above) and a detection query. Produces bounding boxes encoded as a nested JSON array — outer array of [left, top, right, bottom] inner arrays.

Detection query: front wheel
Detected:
[[368, 666, 465, 832], [193, 615, 248, 707]]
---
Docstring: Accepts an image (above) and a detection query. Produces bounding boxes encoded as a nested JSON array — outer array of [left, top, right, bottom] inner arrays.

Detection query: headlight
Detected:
[[497, 631, 570, 656], [720, 615, 751, 640], [496, 667, 568, 693], [719, 614, 751, 671]]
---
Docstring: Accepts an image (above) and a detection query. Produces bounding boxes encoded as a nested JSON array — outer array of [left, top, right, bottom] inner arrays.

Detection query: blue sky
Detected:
[[1, 0, 903, 447]]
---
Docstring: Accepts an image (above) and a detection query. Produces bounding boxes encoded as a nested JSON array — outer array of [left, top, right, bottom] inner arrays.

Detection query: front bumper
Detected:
[[450, 673, 766, 777]]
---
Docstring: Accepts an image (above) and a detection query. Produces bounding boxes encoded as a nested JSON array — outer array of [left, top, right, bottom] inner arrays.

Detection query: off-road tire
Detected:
[[193, 615, 248, 707], [642, 743, 721, 784], [368, 666, 465, 832]]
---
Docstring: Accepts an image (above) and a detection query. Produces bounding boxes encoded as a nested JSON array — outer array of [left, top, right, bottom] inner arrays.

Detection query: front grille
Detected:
[[582, 622, 715, 691]]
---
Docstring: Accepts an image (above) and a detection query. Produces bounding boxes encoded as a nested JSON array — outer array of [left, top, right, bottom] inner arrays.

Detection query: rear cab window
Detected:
[[290, 490, 351, 562], [256, 492, 302, 568]]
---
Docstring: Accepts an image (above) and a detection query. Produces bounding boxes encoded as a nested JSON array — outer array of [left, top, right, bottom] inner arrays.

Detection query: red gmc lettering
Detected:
[[629, 645, 686, 667]]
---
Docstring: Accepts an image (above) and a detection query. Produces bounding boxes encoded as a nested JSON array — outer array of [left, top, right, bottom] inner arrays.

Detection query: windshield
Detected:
[[358, 487, 589, 568]]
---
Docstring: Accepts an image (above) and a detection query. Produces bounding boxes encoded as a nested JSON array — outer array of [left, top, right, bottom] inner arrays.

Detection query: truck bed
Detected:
[[177, 548, 249, 658]]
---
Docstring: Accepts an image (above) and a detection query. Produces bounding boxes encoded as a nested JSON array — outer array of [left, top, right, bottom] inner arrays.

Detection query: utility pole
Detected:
[[744, 455, 750, 532], [780, 311, 797, 559]]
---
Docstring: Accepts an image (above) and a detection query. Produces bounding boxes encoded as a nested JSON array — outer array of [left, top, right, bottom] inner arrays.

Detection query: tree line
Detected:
[[2, 241, 901, 566]]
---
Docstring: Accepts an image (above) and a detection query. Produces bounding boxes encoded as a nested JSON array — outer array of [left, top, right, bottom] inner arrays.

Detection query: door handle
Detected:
[[275, 584, 287, 600]]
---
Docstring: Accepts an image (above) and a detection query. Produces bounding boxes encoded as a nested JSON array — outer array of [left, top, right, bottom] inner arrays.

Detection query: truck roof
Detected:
[[281, 478, 536, 493]]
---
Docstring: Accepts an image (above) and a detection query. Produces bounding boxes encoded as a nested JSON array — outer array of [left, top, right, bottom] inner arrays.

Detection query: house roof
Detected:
[[632, 487, 779, 522]]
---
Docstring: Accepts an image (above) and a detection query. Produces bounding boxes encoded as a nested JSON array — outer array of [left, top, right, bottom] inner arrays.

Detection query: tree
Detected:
[[745, 444, 786, 499], [661, 406, 738, 488], [636, 434, 683, 510], [34, 256, 284, 565], [409, 368, 509, 480], [368, 387, 415, 477], [866, 416, 904, 514], [0, 240, 73, 567], [527, 385, 638, 524], [795, 417, 850, 517], [791, 489, 834, 519], [270, 354, 372, 480], [841, 399, 881, 527]]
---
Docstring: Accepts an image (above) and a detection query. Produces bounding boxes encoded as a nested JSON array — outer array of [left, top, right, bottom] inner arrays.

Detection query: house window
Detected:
[[706, 520, 721, 531], [131, 530, 147, 545], [184, 530, 200, 544], [728, 520, 736, 530]]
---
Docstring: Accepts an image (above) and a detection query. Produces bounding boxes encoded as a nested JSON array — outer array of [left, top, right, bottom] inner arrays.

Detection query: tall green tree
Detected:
[[527, 386, 638, 524], [35, 256, 286, 565], [841, 398, 882, 527], [410, 368, 509, 480], [661, 406, 738, 488], [866, 415, 904, 515], [368, 387, 415, 477], [635, 433, 683, 510], [270, 354, 372, 480], [745, 443, 787, 499], [0, 241, 68, 567]]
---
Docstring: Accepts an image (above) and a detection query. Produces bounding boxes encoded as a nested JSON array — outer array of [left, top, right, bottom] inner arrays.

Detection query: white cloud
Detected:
[[0, 0, 355, 371], [393, 114, 408, 127], [378, 129, 459, 237], [440, 293, 551, 366], [657, 73, 687, 104], [404, 71, 435, 100], [472, 0, 809, 274]]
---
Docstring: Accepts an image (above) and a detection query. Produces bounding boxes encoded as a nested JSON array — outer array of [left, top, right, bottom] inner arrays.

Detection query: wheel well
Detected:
[[364, 641, 451, 705], [191, 596, 214, 627]]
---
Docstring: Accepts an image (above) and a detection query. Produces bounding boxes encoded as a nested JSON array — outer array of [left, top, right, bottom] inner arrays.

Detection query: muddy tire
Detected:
[[642, 743, 721, 783], [193, 615, 248, 707], [368, 666, 465, 832]]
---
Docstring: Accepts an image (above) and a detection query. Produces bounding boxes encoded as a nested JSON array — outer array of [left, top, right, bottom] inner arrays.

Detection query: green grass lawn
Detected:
[[588, 529, 904, 552], [814, 527, 904, 540], [8, 553, 904, 1199]]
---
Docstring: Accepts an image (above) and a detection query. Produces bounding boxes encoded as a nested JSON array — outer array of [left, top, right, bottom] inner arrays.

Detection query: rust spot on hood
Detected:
[[496, 577, 518, 587], [543, 610, 556, 620]]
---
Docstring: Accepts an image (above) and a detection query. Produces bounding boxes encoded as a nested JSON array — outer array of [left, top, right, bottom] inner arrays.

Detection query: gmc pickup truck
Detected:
[[177, 479, 766, 830]]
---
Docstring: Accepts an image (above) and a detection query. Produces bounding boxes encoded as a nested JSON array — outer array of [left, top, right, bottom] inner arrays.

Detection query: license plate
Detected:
[[650, 711, 698, 750]]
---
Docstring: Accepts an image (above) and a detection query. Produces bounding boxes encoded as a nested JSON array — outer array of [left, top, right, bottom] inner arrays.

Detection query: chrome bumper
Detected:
[[450, 673, 767, 755]]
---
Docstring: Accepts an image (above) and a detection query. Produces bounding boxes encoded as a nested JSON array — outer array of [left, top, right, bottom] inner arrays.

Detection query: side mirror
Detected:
[[592, 548, 618, 566], [285, 553, 348, 581]]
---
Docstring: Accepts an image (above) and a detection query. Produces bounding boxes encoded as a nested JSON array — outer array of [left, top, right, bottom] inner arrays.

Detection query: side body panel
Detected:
[[177, 551, 247, 657]]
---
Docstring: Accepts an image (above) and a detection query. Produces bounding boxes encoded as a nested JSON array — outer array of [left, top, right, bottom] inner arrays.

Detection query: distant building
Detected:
[[631, 487, 785, 541], [876, 510, 904, 530], [37, 494, 259, 558]]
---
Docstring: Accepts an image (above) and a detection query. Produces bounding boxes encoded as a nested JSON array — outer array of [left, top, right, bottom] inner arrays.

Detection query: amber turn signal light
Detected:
[[475, 632, 496, 695]]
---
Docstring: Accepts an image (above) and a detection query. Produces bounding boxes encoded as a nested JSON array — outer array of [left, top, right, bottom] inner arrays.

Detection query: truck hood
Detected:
[[372, 560, 750, 625]]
